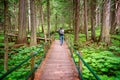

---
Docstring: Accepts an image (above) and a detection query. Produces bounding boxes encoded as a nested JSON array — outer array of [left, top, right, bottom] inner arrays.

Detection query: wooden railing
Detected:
[[65, 36, 101, 80], [0, 43, 50, 80]]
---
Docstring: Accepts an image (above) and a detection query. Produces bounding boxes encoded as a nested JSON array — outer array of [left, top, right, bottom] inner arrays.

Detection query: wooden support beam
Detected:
[[8, 33, 51, 43]]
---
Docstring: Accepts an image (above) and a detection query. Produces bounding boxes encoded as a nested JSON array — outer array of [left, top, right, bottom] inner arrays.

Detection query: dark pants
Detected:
[[60, 35, 64, 45]]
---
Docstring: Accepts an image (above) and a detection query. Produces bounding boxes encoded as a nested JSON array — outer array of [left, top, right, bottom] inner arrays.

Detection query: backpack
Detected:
[[59, 29, 64, 35]]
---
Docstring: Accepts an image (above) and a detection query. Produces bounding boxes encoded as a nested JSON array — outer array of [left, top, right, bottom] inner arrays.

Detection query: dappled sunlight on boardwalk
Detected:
[[34, 40, 80, 80]]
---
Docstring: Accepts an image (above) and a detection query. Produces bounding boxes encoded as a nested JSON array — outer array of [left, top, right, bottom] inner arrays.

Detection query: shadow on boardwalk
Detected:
[[34, 40, 80, 80]]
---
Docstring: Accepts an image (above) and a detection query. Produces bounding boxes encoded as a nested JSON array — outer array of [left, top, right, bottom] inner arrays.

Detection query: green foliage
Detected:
[[0, 34, 4, 43], [82, 65, 96, 80], [100, 75, 120, 80], [37, 32, 44, 37], [79, 34, 86, 42], [81, 47, 120, 79], [0, 0, 4, 23], [111, 39, 120, 47], [109, 34, 120, 56], [0, 43, 4, 47], [111, 35, 120, 40], [111, 34, 120, 47], [73, 52, 79, 63], [108, 46, 120, 54], [0, 45, 44, 79], [96, 28, 101, 37], [67, 33, 120, 80], [81, 45, 120, 78], [54, 32, 59, 40]]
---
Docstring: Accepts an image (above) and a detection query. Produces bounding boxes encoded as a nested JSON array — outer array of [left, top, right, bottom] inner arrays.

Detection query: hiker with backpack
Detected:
[[58, 27, 64, 46]]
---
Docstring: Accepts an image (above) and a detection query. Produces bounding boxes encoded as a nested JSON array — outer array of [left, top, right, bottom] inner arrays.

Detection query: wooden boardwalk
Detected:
[[34, 40, 80, 80]]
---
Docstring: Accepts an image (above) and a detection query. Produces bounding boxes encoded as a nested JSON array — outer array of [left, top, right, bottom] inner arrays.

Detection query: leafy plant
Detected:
[[66, 33, 120, 80], [108, 46, 120, 54], [0, 45, 44, 80]]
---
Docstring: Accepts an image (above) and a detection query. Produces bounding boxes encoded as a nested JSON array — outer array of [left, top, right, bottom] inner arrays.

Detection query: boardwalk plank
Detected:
[[34, 40, 80, 80]]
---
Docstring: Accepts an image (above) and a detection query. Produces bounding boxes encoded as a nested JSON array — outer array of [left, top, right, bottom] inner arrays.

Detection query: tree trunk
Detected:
[[84, 0, 89, 41], [55, 13, 58, 31], [68, 0, 73, 29], [99, 0, 111, 45], [47, 0, 50, 38], [35, 6, 39, 31], [8, 16, 11, 33], [30, 0, 37, 46], [28, 0, 31, 33], [110, 0, 117, 34], [4, 0, 9, 71], [96, 6, 101, 27], [17, 0, 27, 44], [74, 0, 80, 45], [116, 0, 120, 32], [39, 0, 47, 42], [30, 0, 36, 79], [73, 0, 75, 31], [74, 0, 82, 72], [90, 0, 96, 41], [13, 2, 18, 32], [81, 4, 85, 33]]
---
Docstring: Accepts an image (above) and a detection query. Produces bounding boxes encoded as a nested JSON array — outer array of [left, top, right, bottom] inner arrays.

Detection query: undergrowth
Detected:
[[66, 32, 120, 80], [0, 45, 44, 80]]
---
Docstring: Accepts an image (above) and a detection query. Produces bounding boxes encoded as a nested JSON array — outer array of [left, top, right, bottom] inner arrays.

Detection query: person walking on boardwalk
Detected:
[[58, 27, 64, 46]]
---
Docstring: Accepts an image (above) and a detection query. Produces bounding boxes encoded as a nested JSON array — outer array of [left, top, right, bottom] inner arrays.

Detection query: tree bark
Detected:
[[39, 0, 47, 42], [4, 0, 9, 71], [84, 0, 89, 41], [73, 0, 75, 31], [28, 0, 31, 33], [90, 0, 96, 41], [96, 6, 101, 27], [47, 0, 50, 38], [110, 0, 117, 34], [30, 0, 36, 79], [13, 2, 18, 31], [99, 0, 111, 45], [81, 4, 85, 33], [30, 0, 37, 46], [55, 13, 58, 31], [74, 0, 82, 72], [74, 0, 80, 44], [17, 0, 27, 44], [116, 0, 120, 32]]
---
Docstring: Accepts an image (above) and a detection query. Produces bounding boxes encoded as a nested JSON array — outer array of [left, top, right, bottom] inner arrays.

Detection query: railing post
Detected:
[[78, 52, 82, 72], [44, 42, 49, 58], [44, 44, 47, 57], [30, 52, 35, 80], [77, 52, 101, 80], [51, 35, 54, 42], [71, 47, 74, 55]]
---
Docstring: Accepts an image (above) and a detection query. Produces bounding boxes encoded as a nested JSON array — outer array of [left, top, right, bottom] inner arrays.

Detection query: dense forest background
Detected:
[[0, 0, 120, 80]]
